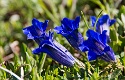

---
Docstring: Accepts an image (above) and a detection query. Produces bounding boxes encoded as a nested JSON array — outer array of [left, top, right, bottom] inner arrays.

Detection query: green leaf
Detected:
[[121, 13, 125, 26], [38, 53, 47, 73], [31, 67, 37, 80], [119, 36, 125, 50], [110, 69, 121, 80], [90, 72, 99, 80], [13, 54, 21, 70], [45, 65, 50, 80], [38, 0, 59, 25], [53, 68, 59, 76], [110, 27, 118, 41], [69, 0, 76, 18], [118, 5, 125, 17], [59, 5, 66, 19]]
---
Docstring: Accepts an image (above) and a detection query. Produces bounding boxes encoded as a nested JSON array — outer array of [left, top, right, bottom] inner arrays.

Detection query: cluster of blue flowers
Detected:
[[23, 15, 116, 67]]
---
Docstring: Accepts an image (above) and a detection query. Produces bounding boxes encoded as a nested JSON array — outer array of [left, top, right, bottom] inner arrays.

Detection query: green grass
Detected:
[[0, 0, 125, 80]]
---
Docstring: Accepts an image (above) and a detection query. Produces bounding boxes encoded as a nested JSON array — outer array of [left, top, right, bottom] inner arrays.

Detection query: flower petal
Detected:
[[103, 46, 110, 52], [79, 42, 89, 52], [54, 26, 63, 34], [73, 16, 80, 29], [99, 15, 109, 25], [61, 18, 72, 30], [32, 18, 49, 32], [32, 47, 42, 54], [88, 50, 97, 61], [54, 16, 83, 51], [102, 46, 116, 62], [42, 43, 75, 67], [99, 30, 107, 44], [64, 30, 84, 50], [23, 27, 34, 39], [83, 29, 116, 62], [86, 29, 100, 41], [110, 19, 116, 26], [23, 18, 49, 39], [90, 16, 96, 27]]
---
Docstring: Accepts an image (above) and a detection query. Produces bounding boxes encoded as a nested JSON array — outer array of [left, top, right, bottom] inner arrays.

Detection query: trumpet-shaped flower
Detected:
[[90, 15, 116, 42], [54, 16, 84, 51], [80, 29, 116, 62], [23, 18, 49, 44], [23, 18, 76, 67]]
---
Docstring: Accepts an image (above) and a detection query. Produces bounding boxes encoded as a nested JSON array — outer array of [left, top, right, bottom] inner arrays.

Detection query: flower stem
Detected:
[[38, 53, 47, 73], [0, 66, 23, 80], [94, 10, 103, 31], [75, 59, 92, 75], [81, 11, 90, 29]]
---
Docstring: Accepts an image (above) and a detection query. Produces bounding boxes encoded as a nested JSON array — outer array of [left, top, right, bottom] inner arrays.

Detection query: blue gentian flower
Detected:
[[54, 16, 84, 51], [23, 18, 76, 67], [90, 15, 116, 42], [80, 29, 116, 62], [23, 18, 49, 44]]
